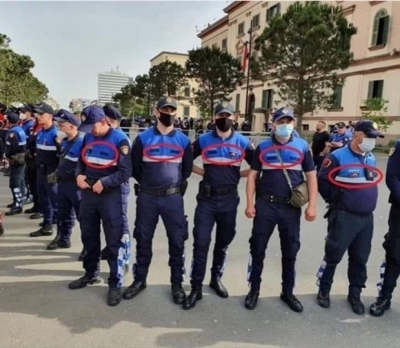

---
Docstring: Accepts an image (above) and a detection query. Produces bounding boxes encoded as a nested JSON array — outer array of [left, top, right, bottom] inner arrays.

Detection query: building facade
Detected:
[[97, 68, 131, 106], [198, 0, 400, 141], [68, 98, 92, 112], [150, 51, 200, 118]]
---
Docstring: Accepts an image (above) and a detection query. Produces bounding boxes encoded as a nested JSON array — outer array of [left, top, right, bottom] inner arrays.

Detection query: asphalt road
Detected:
[[0, 153, 399, 348]]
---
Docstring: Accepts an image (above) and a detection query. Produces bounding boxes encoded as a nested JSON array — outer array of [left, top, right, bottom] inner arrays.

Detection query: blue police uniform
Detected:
[[124, 97, 193, 304], [246, 108, 315, 312], [317, 120, 382, 314], [21, 118, 35, 136], [330, 132, 350, 152], [370, 139, 400, 316], [4, 112, 27, 215]]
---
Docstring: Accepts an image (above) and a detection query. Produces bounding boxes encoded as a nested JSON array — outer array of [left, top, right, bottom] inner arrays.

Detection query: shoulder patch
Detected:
[[389, 147, 395, 156], [322, 158, 332, 168], [120, 145, 129, 155]]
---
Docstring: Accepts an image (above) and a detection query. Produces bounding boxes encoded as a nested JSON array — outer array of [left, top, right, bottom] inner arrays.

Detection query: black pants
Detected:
[[313, 155, 324, 173], [27, 166, 41, 212]]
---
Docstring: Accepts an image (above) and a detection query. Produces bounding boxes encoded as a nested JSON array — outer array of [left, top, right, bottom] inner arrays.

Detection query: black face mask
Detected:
[[215, 118, 233, 132], [158, 112, 175, 127]]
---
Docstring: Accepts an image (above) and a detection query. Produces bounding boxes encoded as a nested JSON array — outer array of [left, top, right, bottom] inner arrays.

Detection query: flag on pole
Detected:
[[242, 43, 249, 72]]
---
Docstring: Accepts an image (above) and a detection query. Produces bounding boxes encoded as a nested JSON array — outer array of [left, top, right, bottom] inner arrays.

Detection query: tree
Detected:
[[251, 1, 357, 127], [186, 47, 244, 117], [113, 85, 137, 116], [149, 61, 187, 99], [361, 98, 392, 132]]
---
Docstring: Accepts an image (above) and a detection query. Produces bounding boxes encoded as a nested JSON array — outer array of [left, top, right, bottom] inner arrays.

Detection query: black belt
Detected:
[[59, 176, 76, 183], [259, 193, 290, 204], [140, 186, 181, 197], [201, 186, 237, 196]]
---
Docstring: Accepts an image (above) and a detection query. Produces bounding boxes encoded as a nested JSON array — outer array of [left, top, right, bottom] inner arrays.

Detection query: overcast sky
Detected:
[[0, 1, 230, 108]]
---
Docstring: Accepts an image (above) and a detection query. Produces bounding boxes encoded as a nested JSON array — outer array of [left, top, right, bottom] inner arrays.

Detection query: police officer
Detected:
[[46, 110, 84, 251], [181, 117, 190, 137], [183, 102, 253, 310], [29, 103, 58, 237], [327, 122, 349, 152], [245, 107, 317, 312], [316, 120, 382, 315], [123, 97, 193, 305], [4, 111, 27, 216], [69, 106, 132, 307], [370, 138, 400, 317]]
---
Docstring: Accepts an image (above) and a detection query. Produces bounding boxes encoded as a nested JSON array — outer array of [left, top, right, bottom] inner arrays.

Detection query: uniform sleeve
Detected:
[[100, 138, 132, 187], [386, 141, 400, 204], [192, 139, 202, 159], [244, 139, 254, 165], [131, 136, 143, 182], [5, 132, 19, 157], [182, 141, 193, 181], [317, 154, 342, 203], [302, 146, 315, 172], [75, 135, 87, 176], [250, 145, 262, 171]]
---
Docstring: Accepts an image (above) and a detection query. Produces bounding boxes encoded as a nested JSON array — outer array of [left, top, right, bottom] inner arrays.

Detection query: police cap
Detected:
[[5, 111, 19, 124], [272, 107, 295, 122], [103, 104, 122, 120], [354, 120, 384, 138], [337, 122, 346, 128], [33, 102, 54, 115], [214, 102, 234, 115], [20, 104, 33, 113], [157, 97, 177, 110], [54, 109, 81, 127], [78, 105, 105, 133]]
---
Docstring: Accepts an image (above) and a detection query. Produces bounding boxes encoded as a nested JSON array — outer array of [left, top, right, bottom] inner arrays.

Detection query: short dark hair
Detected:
[[318, 120, 326, 126]]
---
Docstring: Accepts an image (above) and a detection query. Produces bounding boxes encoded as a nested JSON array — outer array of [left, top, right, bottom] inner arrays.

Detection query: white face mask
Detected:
[[19, 113, 26, 120], [358, 138, 376, 153]]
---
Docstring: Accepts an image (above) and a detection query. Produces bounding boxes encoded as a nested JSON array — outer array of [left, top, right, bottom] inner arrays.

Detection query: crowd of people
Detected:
[[0, 99, 399, 319]]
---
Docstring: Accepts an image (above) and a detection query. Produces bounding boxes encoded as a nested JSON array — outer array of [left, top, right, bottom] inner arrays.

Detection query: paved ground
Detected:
[[1, 153, 399, 348]]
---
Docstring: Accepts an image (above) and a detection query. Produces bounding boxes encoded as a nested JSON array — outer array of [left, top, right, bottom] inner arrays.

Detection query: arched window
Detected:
[[371, 9, 390, 46]]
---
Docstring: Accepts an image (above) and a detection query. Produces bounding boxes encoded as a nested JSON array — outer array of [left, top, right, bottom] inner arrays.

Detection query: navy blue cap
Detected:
[[5, 111, 20, 124], [103, 104, 122, 120], [78, 105, 106, 133], [214, 102, 234, 115], [354, 120, 384, 138], [54, 109, 81, 127], [33, 102, 54, 115], [20, 104, 33, 113], [157, 97, 177, 110], [272, 107, 295, 122]]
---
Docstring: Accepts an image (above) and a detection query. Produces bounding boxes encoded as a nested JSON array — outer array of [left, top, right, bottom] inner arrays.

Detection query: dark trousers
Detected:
[[379, 203, 400, 300], [248, 198, 301, 293], [190, 193, 238, 286], [133, 192, 188, 284], [9, 164, 26, 209], [313, 155, 324, 173], [27, 167, 40, 211], [37, 171, 58, 225], [317, 209, 373, 297]]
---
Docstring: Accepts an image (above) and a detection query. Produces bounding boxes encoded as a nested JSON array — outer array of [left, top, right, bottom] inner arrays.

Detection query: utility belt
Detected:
[[258, 192, 290, 204], [59, 176, 77, 184], [134, 180, 188, 197], [199, 181, 237, 198], [85, 178, 115, 194]]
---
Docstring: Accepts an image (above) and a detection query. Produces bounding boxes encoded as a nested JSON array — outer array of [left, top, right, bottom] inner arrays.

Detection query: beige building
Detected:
[[198, 0, 400, 142], [150, 51, 200, 118]]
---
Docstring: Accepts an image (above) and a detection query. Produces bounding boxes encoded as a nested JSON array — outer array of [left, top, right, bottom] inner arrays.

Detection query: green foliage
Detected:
[[0, 33, 48, 105], [361, 98, 392, 132], [149, 61, 187, 99], [186, 47, 244, 118], [251, 1, 357, 127]]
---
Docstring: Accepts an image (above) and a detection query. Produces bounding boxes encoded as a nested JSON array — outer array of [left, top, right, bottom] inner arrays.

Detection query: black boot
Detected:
[[47, 236, 71, 250], [25, 206, 38, 214], [172, 283, 186, 305], [30, 212, 43, 219], [39, 220, 57, 227], [370, 297, 391, 317], [68, 275, 101, 290], [29, 225, 53, 237], [108, 288, 122, 307], [347, 295, 365, 315], [5, 207, 22, 216], [209, 277, 229, 298], [317, 290, 330, 309], [182, 286, 202, 310], [123, 280, 147, 300], [280, 292, 304, 313], [245, 289, 259, 310]]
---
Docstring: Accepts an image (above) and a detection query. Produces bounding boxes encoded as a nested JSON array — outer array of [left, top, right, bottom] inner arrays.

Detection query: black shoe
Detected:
[[123, 280, 146, 300], [39, 220, 57, 227], [245, 290, 259, 310], [370, 297, 391, 317], [347, 295, 365, 315], [25, 207, 38, 214], [29, 225, 53, 237], [182, 287, 202, 310], [317, 290, 330, 309], [171, 283, 186, 305], [7, 203, 13, 208], [47, 236, 71, 250], [209, 277, 229, 298], [108, 288, 122, 307], [101, 247, 107, 260], [69, 275, 101, 290], [5, 207, 22, 216], [0, 225, 4, 237], [30, 212, 43, 219], [280, 292, 304, 313], [78, 249, 87, 261]]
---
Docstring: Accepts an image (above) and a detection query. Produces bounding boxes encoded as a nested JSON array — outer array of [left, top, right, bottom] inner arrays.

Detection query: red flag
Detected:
[[242, 44, 248, 72]]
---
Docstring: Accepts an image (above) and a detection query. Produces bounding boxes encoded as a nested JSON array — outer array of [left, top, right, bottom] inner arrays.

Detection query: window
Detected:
[[170, 86, 177, 96], [367, 80, 384, 99], [212, 43, 218, 49], [262, 89, 274, 109], [235, 93, 241, 111], [183, 106, 190, 117], [251, 14, 260, 28], [371, 9, 390, 46], [238, 22, 244, 35], [332, 85, 343, 108], [221, 38, 227, 50], [266, 4, 280, 22], [302, 124, 310, 131], [184, 87, 190, 97]]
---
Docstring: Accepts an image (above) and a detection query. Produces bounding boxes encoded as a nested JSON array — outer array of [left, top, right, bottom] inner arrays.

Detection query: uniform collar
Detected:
[[42, 124, 55, 132], [10, 124, 19, 129], [153, 126, 176, 137], [271, 132, 294, 145], [211, 128, 235, 140]]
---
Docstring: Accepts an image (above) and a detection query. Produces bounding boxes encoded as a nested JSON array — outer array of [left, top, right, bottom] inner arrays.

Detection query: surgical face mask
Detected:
[[275, 124, 294, 138], [19, 113, 26, 120], [215, 118, 233, 132], [158, 112, 175, 127], [358, 137, 376, 153]]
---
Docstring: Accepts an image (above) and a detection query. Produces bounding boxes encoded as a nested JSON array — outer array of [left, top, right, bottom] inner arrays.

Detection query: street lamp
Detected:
[[244, 27, 254, 123]]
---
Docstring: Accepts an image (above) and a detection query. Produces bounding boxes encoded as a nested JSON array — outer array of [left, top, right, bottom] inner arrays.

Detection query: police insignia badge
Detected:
[[81, 115, 86, 122], [322, 158, 331, 168], [389, 147, 395, 156], [166, 97, 172, 103], [222, 101, 229, 108], [120, 145, 129, 155], [229, 151, 237, 158], [372, 122, 378, 130], [282, 108, 288, 115]]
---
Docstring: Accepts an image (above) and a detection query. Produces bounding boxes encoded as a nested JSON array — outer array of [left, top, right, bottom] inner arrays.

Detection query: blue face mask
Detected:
[[275, 124, 294, 138]]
